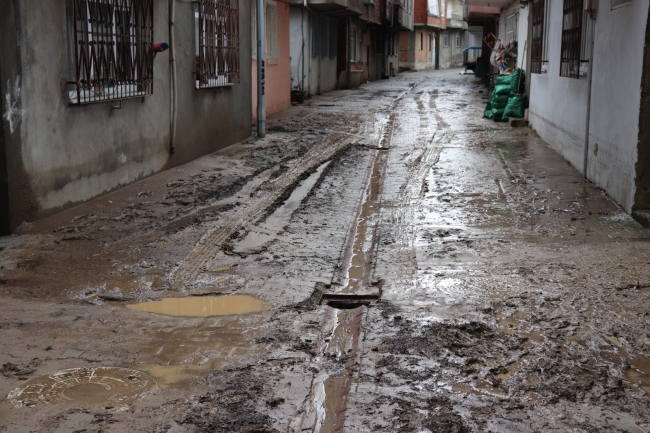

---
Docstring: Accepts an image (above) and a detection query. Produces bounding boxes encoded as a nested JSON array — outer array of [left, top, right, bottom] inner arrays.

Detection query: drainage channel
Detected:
[[297, 110, 395, 433]]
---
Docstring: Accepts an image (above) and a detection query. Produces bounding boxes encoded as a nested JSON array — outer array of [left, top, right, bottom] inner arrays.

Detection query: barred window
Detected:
[[67, 0, 154, 105], [329, 19, 337, 58], [320, 17, 328, 58], [531, 0, 549, 73], [266, 3, 279, 62], [195, 0, 240, 89], [560, 0, 590, 78]]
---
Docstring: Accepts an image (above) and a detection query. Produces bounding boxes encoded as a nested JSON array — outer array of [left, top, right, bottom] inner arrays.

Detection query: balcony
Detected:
[[289, 0, 364, 16]]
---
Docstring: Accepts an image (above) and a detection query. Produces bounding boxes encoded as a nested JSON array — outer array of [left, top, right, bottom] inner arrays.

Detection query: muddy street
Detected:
[[1, 69, 650, 432]]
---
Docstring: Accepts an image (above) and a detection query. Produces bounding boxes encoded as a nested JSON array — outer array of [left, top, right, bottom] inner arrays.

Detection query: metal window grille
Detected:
[[266, 4, 279, 60], [531, 0, 548, 73], [329, 19, 337, 58], [196, 0, 240, 89], [68, 0, 153, 105], [560, 0, 584, 78], [455, 32, 460, 48], [311, 15, 319, 57], [320, 17, 328, 58], [443, 31, 449, 47]]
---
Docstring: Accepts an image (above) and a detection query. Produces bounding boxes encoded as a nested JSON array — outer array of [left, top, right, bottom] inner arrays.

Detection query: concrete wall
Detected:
[[439, 30, 464, 68], [0, 0, 252, 229], [529, 0, 649, 212], [253, 0, 291, 120], [289, 9, 338, 95], [412, 29, 435, 70]]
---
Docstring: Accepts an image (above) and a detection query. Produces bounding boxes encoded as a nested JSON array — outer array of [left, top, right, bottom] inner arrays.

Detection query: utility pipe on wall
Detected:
[[169, 0, 178, 155], [257, 0, 266, 137], [582, 8, 596, 177]]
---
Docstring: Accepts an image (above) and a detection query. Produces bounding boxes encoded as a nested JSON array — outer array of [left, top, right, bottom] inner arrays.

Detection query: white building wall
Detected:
[[529, 0, 649, 212], [290, 9, 338, 96], [586, 1, 648, 211]]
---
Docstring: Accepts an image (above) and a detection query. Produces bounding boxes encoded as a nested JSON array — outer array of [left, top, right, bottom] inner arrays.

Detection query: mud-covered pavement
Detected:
[[2, 68, 650, 432]]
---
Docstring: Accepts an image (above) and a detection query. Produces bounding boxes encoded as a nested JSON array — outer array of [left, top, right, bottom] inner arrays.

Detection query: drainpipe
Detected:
[[347, 16, 351, 88], [257, 0, 266, 137], [169, 0, 177, 155], [582, 8, 596, 178]]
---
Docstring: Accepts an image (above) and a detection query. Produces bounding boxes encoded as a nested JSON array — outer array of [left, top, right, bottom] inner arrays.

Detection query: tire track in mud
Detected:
[[169, 118, 366, 289], [170, 82, 426, 290]]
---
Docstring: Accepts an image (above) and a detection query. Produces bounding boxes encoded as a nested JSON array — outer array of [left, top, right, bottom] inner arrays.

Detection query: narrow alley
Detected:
[[1, 69, 650, 432]]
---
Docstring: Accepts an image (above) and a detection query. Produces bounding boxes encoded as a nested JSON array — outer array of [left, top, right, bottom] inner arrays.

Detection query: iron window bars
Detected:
[[530, 0, 548, 73], [68, 0, 154, 105], [195, 0, 240, 89], [560, 0, 591, 78]]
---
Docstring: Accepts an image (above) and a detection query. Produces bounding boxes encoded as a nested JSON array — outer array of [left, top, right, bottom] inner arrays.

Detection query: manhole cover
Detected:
[[7, 367, 154, 409]]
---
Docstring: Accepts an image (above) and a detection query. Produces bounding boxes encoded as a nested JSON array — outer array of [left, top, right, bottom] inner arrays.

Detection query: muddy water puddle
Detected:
[[625, 355, 650, 397], [127, 295, 272, 317]]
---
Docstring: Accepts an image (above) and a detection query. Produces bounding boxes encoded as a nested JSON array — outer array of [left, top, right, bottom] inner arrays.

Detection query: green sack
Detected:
[[491, 101, 508, 110], [484, 102, 492, 118], [502, 94, 527, 120], [491, 109, 507, 122], [510, 69, 526, 94], [491, 94, 510, 105], [493, 84, 512, 96], [496, 74, 514, 87]]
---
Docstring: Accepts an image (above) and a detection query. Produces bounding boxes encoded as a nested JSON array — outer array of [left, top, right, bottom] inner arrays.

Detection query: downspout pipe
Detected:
[[257, 0, 266, 137], [169, 0, 177, 155], [347, 16, 351, 88], [583, 11, 596, 177]]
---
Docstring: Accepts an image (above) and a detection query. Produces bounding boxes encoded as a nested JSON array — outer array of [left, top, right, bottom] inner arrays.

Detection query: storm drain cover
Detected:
[[7, 367, 154, 409]]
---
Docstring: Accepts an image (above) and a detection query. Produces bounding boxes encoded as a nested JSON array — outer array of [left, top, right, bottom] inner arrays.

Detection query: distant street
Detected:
[[2, 69, 650, 432]]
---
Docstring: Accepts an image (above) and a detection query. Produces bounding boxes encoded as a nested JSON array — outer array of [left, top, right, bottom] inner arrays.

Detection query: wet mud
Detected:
[[2, 69, 650, 432]]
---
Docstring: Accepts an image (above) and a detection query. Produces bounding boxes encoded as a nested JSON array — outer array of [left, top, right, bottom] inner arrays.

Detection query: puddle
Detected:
[[126, 295, 272, 317], [7, 367, 153, 409], [235, 161, 330, 252], [132, 363, 213, 388]]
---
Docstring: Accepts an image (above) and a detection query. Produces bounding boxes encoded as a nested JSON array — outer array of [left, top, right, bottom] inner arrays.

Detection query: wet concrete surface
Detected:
[[2, 69, 650, 432]]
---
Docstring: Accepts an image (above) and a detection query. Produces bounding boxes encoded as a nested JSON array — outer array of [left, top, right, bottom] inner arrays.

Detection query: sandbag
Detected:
[[496, 74, 514, 87], [493, 84, 512, 96], [491, 109, 506, 121], [484, 102, 493, 118], [510, 69, 526, 94], [502, 94, 527, 120], [491, 94, 510, 105]]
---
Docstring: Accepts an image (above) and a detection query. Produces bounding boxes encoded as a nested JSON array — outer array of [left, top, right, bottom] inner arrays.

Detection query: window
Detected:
[[195, 0, 240, 88], [455, 32, 461, 48], [531, 0, 549, 74], [266, 3, 279, 62], [311, 15, 319, 57], [429, 34, 433, 51], [320, 17, 328, 58], [443, 31, 449, 48], [67, 0, 154, 104], [505, 14, 516, 44], [560, 0, 589, 78], [329, 19, 337, 58], [428, 0, 439, 16], [420, 32, 424, 51]]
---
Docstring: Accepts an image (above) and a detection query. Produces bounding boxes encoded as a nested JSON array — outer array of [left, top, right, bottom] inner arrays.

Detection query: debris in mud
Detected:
[[7, 367, 154, 409], [181, 367, 279, 433]]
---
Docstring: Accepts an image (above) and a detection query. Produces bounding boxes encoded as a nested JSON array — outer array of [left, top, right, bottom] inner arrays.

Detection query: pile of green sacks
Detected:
[[484, 69, 527, 122]]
